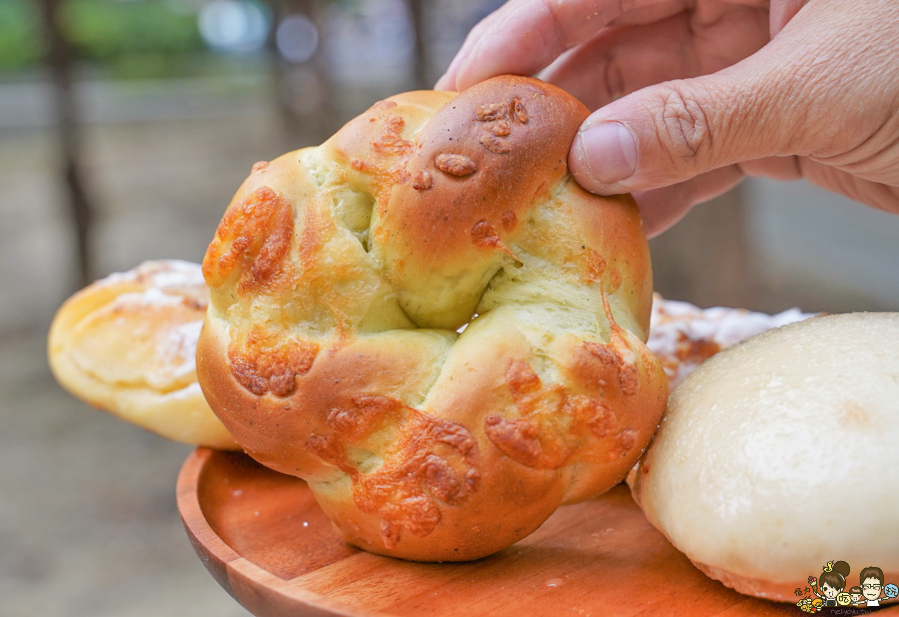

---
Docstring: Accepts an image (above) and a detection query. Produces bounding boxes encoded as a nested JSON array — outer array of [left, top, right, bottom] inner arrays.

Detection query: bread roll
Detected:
[[198, 75, 669, 560], [49, 260, 237, 449], [647, 294, 813, 388], [629, 313, 899, 600]]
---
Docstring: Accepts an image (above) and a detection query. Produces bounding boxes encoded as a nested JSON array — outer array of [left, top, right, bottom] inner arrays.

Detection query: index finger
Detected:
[[436, 0, 683, 92]]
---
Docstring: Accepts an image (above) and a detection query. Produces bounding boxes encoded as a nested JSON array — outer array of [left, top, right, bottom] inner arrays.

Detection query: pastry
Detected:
[[629, 313, 899, 600], [197, 75, 669, 560], [49, 260, 237, 449]]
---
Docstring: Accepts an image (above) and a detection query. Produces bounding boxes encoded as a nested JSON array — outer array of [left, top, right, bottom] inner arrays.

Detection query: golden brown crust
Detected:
[[48, 260, 237, 449], [375, 78, 592, 328], [198, 76, 667, 560]]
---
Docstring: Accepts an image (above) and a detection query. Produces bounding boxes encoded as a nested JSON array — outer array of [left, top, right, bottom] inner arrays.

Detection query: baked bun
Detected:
[[629, 313, 899, 601], [198, 75, 668, 561], [49, 260, 237, 449], [647, 294, 813, 388]]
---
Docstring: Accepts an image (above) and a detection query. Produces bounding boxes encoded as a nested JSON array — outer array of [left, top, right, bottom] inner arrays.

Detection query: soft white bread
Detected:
[[198, 75, 669, 561], [629, 312, 899, 601], [48, 260, 237, 449]]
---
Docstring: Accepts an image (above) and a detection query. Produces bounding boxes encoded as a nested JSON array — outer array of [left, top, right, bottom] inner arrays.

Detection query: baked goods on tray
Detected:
[[197, 75, 669, 560], [49, 73, 887, 596], [48, 254, 805, 447]]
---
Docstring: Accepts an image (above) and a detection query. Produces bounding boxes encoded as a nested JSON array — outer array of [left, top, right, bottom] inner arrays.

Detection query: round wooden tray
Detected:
[[177, 448, 795, 617]]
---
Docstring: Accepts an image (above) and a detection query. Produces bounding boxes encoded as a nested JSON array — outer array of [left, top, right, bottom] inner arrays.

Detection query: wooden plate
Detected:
[[177, 448, 796, 617]]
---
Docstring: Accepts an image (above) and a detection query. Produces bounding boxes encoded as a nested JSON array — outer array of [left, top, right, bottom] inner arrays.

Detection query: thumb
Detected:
[[568, 13, 833, 195]]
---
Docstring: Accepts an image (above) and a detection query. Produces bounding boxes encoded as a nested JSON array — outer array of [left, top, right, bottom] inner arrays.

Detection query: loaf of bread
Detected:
[[198, 75, 669, 560], [48, 260, 237, 449], [629, 313, 899, 601]]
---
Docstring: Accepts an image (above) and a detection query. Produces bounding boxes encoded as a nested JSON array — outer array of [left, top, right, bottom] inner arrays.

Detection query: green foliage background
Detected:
[[0, 0, 208, 77], [0, 0, 41, 71]]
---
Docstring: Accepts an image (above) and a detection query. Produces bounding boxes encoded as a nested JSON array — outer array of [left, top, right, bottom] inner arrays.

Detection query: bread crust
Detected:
[[48, 260, 237, 449], [199, 76, 667, 560]]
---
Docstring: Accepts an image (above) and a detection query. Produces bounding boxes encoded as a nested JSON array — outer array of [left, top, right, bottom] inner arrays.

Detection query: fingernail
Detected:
[[574, 122, 638, 185]]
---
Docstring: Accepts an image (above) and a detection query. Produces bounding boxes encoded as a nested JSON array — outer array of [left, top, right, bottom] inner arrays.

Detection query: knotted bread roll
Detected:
[[198, 75, 669, 560]]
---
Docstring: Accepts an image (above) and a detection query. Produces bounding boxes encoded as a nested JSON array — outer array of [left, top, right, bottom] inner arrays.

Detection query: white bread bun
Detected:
[[647, 294, 813, 389], [48, 260, 237, 449], [628, 312, 899, 601]]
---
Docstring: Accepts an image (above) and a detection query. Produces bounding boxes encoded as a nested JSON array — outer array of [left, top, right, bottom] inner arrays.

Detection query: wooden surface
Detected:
[[177, 448, 797, 617]]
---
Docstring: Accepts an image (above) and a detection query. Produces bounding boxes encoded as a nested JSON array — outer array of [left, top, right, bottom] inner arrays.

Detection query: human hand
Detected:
[[436, 0, 899, 236]]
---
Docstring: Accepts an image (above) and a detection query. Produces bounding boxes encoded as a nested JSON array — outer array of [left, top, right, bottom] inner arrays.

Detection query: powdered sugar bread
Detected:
[[48, 260, 237, 449], [647, 294, 813, 389]]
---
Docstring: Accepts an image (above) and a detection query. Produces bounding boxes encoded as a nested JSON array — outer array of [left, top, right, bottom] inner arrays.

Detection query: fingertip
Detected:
[[568, 121, 638, 195], [436, 49, 471, 92], [434, 73, 456, 92], [451, 52, 483, 93], [569, 133, 606, 195]]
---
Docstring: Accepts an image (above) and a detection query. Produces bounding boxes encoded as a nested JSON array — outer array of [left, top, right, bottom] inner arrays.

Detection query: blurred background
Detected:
[[1, 0, 898, 615]]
